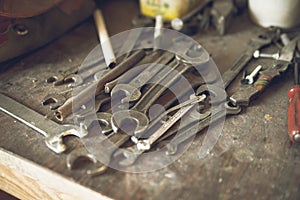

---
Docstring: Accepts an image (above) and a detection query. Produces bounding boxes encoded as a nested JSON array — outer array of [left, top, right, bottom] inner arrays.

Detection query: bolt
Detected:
[[253, 50, 280, 60], [241, 65, 262, 85]]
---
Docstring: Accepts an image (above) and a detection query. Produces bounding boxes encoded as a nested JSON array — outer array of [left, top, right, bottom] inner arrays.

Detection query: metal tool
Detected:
[[55, 49, 145, 121], [46, 53, 109, 87], [221, 29, 276, 89], [64, 62, 108, 88], [157, 84, 237, 156], [240, 65, 262, 85], [66, 147, 108, 176], [73, 93, 111, 117], [46, 73, 65, 86], [0, 93, 86, 153], [111, 51, 174, 103], [116, 30, 264, 162], [131, 94, 206, 151], [116, 84, 239, 165], [116, 94, 207, 166], [230, 36, 298, 106], [76, 72, 215, 169], [111, 43, 209, 136], [288, 57, 300, 143], [253, 50, 280, 60], [165, 101, 241, 156], [76, 112, 113, 135], [104, 50, 164, 93]]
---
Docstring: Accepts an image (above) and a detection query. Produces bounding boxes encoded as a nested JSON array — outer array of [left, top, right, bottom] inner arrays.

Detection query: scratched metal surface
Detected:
[[0, 0, 300, 199]]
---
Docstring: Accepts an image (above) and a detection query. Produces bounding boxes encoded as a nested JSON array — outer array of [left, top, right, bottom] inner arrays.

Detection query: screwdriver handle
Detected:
[[288, 85, 300, 143]]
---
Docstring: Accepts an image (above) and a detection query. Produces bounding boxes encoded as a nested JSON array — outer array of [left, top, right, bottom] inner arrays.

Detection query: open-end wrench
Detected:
[[230, 35, 298, 106], [0, 93, 86, 153], [111, 51, 174, 103], [111, 44, 210, 136], [66, 146, 108, 176], [55, 49, 145, 121]]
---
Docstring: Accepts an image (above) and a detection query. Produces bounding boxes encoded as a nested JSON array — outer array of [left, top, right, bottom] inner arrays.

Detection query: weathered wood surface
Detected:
[[0, 0, 300, 199]]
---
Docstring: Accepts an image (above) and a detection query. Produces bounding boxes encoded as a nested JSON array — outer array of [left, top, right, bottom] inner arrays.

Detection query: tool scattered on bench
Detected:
[[0, 93, 87, 153], [288, 57, 300, 143]]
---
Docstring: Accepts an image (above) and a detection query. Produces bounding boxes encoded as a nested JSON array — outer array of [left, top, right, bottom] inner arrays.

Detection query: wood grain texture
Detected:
[[0, 148, 111, 200]]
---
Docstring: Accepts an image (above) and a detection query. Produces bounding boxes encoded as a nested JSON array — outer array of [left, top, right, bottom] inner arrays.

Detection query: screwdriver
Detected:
[[288, 57, 300, 143]]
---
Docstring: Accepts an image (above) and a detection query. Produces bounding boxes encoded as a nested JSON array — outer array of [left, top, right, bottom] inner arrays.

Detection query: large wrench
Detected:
[[0, 93, 86, 153]]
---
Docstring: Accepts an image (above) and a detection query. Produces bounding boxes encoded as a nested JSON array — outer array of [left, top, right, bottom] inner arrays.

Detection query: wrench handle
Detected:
[[288, 85, 300, 143]]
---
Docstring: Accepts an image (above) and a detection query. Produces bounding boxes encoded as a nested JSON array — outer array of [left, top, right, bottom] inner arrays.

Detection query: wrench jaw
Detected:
[[75, 112, 113, 135], [196, 84, 227, 105], [64, 74, 84, 88], [111, 84, 142, 103], [46, 74, 65, 86], [111, 110, 149, 136], [45, 125, 88, 154], [41, 94, 66, 110], [66, 147, 108, 176], [45, 135, 67, 154]]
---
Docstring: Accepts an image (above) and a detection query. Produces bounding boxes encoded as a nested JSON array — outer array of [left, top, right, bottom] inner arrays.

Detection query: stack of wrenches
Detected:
[[87, 28, 276, 167], [0, 23, 290, 175]]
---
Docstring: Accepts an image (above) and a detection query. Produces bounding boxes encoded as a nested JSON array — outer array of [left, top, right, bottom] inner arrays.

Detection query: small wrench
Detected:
[[132, 94, 206, 151]]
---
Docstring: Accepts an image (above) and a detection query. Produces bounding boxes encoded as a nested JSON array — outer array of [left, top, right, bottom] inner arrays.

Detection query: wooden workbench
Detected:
[[1, 0, 299, 199]]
